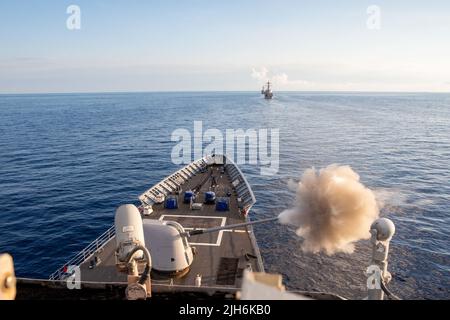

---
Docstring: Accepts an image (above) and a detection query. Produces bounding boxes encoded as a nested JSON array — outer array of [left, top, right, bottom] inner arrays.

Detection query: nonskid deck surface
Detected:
[[79, 163, 262, 292]]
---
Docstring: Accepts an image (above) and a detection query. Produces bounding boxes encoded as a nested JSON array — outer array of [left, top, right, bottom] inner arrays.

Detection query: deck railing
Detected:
[[48, 225, 116, 280]]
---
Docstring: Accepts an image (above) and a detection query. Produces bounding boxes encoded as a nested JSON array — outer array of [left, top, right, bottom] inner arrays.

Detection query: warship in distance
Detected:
[[5, 154, 397, 300], [261, 81, 274, 99]]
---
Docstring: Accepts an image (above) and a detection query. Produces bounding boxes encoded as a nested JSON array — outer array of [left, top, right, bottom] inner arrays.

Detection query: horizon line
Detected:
[[1, 89, 450, 96]]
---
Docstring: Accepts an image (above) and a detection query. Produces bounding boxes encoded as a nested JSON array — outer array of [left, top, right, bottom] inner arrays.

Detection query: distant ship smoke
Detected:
[[279, 165, 379, 255]]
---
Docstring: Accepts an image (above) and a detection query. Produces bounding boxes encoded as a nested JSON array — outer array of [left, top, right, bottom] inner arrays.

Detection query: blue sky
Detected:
[[1, 0, 449, 93]]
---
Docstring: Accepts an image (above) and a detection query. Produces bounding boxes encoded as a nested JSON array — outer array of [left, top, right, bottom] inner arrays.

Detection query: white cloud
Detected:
[[271, 73, 311, 87], [251, 67, 312, 89], [251, 67, 269, 82]]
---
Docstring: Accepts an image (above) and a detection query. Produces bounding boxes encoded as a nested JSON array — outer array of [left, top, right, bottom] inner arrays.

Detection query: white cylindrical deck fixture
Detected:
[[115, 204, 146, 262], [367, 218, 396, 300], [195, 274, 202, 287]]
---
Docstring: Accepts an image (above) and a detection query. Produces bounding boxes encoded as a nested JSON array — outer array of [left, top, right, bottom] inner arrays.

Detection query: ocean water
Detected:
[[0, 92, 449, 299]]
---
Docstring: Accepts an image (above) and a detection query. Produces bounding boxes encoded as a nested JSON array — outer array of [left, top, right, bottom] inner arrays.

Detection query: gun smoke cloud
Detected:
[[279, 165, 379, 255]]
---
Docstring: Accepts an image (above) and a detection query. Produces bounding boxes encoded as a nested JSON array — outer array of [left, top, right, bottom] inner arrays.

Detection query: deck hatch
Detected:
[[216, 257, 239, 285]]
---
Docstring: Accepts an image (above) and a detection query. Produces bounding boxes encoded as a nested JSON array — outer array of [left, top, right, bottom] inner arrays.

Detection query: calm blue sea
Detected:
[[0, 92, 449, 299]]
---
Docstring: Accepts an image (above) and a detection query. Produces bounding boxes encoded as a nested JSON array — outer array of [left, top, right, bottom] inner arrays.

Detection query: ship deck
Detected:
[[75, 160, 263, 293]]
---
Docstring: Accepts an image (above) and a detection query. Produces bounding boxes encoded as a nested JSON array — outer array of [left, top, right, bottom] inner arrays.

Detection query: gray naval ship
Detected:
[[261, 81, 274, 99], [2, 154, 397, 300], [50, 154, 266, 297]]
